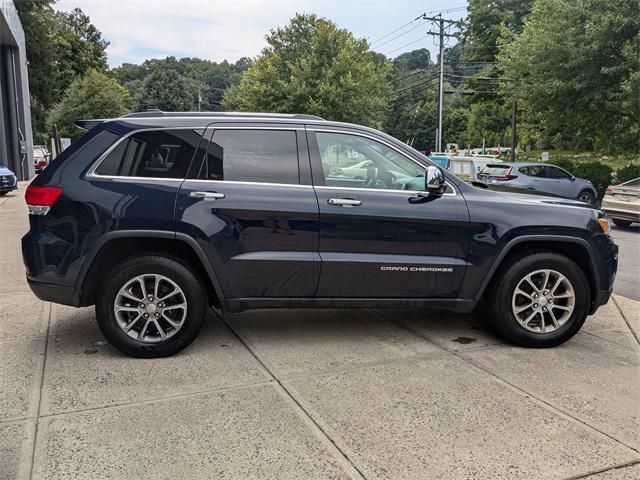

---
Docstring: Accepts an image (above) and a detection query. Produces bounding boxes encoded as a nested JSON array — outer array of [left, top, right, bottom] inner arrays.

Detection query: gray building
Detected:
[[1, 0, 33, 180]]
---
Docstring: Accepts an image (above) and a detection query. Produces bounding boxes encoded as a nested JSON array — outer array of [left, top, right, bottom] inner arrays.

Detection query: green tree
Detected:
[[133, 69, 198, 111], [54, 8, 109, 98], [223, 13, 392, 126], [15, 0, 58, 143], [499, 0, 640, 152], [47, 70, 130, 139]]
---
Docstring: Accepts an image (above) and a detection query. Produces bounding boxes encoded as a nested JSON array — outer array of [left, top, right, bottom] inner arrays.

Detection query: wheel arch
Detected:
[[474, 235, 599, 310], [77, 230, 224, 308]]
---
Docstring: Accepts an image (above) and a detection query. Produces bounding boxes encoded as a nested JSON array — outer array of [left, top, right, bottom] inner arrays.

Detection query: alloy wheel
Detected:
[[113, 274, 188, 343], [511, 269, 575, 333]]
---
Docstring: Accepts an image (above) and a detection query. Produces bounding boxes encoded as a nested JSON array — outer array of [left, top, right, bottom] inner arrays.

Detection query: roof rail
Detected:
[[121, 110, 325, 121]]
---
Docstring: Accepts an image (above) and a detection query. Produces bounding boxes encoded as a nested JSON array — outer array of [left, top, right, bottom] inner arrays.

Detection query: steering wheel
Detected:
[[364, 165, 379, 188]]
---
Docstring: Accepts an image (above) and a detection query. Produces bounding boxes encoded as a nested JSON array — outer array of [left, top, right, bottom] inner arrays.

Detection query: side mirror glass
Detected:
[[425, 165, 446, 194]]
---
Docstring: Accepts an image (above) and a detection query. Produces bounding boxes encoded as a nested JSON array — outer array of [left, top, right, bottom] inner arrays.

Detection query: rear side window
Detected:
[[198, 129, 299, 184], [95, 129, 204, 178]]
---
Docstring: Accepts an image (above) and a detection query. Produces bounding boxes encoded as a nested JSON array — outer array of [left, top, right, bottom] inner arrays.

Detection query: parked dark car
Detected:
[[478, 163, 598, 204], [22, 112, 618, 357], [33, 146, 51, 174], [0, 164, 18, 196]]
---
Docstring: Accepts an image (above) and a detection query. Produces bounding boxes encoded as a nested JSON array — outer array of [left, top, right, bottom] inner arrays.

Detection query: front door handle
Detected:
[[327, 198, 362, 207], [189, 191, 225, 200]]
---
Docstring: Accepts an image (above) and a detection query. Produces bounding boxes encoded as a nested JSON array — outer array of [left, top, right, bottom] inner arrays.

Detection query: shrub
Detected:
[[615, 164, 640, 184], [572, 162, 613, 199]]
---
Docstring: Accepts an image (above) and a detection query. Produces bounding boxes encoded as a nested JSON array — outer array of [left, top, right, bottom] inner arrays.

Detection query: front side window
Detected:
[[547, 166, 572, 179], [315, 132, 425, 191], [95, 129, 204, 178], [199, 129, 299, 184]]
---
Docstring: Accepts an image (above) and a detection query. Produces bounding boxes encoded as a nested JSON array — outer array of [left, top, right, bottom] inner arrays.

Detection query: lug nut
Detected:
[[155, 313, 160, 318], [148, 296, 153, 301], [143, 313, 149, 318], [158, 302, 164, 308], [534, 293, 539, 298], [139, 304, 145, 309], [533, 303, 538, 308], [548, 299, 553, 304], [543, 290, 549, 295], [542, 307, 547, 312]]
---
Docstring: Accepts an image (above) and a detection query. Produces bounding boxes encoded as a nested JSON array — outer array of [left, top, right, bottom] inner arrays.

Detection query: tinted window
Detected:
[[547, 166, 572, 179], [199, 129, 299, 184], [316, 132, 424, 191], [96, 129, 204, 178]]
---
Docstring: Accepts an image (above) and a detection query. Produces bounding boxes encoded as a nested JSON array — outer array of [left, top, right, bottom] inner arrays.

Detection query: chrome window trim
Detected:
[[314, 184, 456, 197], [307, 128, 457, 197], [183, 179, 313, 189]]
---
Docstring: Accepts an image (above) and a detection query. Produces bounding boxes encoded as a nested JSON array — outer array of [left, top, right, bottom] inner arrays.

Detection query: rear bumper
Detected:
[[27, 278, 80, 306], [602, 208, 640, 222]]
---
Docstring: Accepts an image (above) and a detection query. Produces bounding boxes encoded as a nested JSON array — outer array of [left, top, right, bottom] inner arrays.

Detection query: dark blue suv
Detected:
[[22, 112, 618, 357]]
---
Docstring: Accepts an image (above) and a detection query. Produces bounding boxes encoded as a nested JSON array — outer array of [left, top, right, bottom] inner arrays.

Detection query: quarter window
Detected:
[[199, 129, 299, 184], [95, 129, 204, 178], [315, 132, 425, 191]]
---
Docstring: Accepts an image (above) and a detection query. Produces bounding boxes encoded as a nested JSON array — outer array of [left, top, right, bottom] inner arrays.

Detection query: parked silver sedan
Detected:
[[477, 163, 598, 204], [601, 177, 640, 226]]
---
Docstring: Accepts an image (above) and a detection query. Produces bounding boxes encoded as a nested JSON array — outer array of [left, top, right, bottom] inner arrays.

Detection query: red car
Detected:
[[33, 146, 50, 174]]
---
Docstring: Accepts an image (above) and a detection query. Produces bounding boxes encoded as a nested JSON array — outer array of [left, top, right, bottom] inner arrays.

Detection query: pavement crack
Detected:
[[217, 310, 368, 480], [27, 302, 52, 480], [371, 309, 640, 456], [612, 296, 640, 346], [564, 458, 640, 479]]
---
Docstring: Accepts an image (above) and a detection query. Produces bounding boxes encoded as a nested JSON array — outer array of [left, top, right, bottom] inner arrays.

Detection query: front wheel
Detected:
[[577, 189, 596, 204], [96, 255, 207, 358], [486, 251, 590, 347]]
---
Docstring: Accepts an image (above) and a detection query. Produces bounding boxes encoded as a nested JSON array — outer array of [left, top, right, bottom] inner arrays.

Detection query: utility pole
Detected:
[[421, 13, 459, 152], [510, 100, 517, 162]]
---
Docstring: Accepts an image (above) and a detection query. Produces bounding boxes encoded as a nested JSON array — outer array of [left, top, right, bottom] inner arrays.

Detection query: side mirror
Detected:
[[570, 176, 576, 182], [425, 165, 446, 194]]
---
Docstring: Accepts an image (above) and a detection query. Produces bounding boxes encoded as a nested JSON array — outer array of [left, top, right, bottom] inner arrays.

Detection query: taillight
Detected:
[[494, 167, 517, 181], [605, 188, 613, 196], [25, 185, 62, 215]]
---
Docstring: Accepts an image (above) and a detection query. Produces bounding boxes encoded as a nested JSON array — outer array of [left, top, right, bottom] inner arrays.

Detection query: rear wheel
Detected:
[[486, 251, 590, 347], [577, 189, 595, 204], [612, 219, 632, 227], [96, 255, 207, 357]]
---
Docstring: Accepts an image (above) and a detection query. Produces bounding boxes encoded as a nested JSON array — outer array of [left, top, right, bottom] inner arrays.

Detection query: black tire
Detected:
[[485, 251, 590, 348], [577, 189, 595, 204], [95, 255, 207, 358], [612, 219, 632, 227], [0, 191, 8, 196]]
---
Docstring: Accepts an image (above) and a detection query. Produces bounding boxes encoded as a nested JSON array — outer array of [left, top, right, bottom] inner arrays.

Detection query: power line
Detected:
[[372, 20, 427, 49], [383, 37, 426, 56]]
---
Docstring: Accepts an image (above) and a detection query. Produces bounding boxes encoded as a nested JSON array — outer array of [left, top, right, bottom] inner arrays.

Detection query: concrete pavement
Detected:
[[1, 185, 639, 479], [610, 224, 640, 301]]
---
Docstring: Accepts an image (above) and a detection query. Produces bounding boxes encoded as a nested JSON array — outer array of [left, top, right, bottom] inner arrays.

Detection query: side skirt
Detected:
[[223, 297, 475, 314]]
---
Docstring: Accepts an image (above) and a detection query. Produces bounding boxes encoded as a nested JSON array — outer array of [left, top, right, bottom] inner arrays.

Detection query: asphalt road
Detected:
[[611, 223, 640, 301]]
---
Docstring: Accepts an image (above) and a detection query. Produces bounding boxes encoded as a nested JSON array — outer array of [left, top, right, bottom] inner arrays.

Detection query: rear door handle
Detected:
[[189, 191, 225, 200], [327, 198, 362, 207]]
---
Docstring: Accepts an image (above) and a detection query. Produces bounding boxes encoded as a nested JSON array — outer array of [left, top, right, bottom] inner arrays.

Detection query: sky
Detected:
[[55, 0, 467, 68]]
